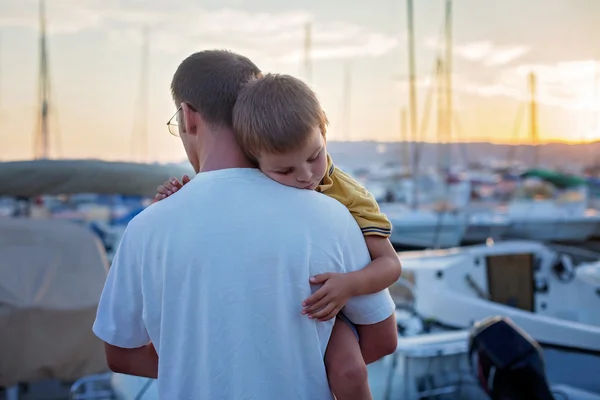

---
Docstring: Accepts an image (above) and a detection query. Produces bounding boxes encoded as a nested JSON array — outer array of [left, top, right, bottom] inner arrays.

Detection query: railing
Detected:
[[69, 373, 115, 400]]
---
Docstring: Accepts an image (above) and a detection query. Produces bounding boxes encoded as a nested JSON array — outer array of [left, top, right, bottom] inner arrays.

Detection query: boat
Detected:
[[380, 202, 469, 249], [391, 239, 600, 394], [0, 218, 109, 392], [69, 315, 600, 400], [377, 315, 600, 400], [502, 169, 600, 242], [0, 159, 194, 400], [462, 209, 511, 243]]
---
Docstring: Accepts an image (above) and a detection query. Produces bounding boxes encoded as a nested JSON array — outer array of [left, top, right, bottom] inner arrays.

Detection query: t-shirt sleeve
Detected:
[[320, 167, 392, 238], [92, 221, 150, 348], [339, 215, 396, 325]]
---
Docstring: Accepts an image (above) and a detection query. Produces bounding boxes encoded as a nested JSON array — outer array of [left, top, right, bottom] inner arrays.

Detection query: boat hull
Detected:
[[463, 212, 511, 243], [380, 204, 468, 249], [505, 218, 599, 242]]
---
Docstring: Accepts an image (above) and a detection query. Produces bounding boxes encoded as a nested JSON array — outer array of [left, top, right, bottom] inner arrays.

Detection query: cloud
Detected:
[[392, 59, 600, 114], [416, 36, 597, 111], [484, 46, 530, 66], [424, 38, 530, 66], [0, 0, 399, 63], [463, 60, 600, 111], [0, 0, 105, 34]]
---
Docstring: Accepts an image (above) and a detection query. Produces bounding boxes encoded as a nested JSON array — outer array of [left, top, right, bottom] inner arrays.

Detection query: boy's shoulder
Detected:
[[322, 165, 371, 199]]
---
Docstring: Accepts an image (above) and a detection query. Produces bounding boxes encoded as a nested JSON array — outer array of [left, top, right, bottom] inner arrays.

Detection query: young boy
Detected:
[[156, 74, 402, 399]]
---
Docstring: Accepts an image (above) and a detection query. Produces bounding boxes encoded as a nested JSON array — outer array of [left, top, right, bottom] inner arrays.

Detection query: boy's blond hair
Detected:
[[232, 74, 329, 162]]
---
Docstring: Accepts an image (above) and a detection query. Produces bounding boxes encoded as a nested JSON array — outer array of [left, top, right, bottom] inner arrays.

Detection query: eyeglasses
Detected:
[[166, 106, 182, 137], [166, 103, 197, 137]]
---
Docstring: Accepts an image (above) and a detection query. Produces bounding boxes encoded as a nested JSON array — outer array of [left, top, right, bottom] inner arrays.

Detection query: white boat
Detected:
[[463, 210, 511, 243], [380, 202, 469, 249], [501, 175, 600, 242], [374, 177, 471, 249], [577, 260, 600, 287], [63, 240, 600, 399], [503, 198, 600, 242], [70, 319, 600, 400], [393, 240, 600, 386]]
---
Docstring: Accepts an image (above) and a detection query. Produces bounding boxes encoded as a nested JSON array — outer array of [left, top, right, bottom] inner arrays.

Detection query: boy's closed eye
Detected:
[[276, 168, 294, 175]]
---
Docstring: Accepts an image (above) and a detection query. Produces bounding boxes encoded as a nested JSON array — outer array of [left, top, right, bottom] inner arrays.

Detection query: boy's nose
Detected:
[[297, 168, 312, 182]]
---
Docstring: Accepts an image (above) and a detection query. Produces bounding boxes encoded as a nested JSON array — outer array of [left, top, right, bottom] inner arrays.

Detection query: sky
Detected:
[[0, 0, 599, 162]]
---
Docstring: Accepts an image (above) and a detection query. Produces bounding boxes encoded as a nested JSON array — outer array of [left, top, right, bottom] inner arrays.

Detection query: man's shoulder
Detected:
[[124, 199, 172, 234]]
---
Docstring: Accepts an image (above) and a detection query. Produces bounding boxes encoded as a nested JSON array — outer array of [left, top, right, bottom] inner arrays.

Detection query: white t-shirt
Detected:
[[93, 168, 395, 400]]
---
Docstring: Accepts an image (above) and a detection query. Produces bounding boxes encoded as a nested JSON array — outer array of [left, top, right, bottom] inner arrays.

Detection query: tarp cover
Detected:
[[0, 218, 111, 386], [0, 159, 195, 197], [521, 168, 587, 189]]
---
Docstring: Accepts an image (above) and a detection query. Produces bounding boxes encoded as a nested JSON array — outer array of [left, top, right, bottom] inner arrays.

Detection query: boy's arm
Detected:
[[319, 160, 402, 295], [347, 236, 402, 296], [303, 160, 401, 320], [333, 214, 398, 362], [303, 237, 401, 320]]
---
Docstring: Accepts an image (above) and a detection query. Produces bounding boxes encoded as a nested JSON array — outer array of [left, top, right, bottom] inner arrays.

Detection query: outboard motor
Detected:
[[468, 316, 555, 400]]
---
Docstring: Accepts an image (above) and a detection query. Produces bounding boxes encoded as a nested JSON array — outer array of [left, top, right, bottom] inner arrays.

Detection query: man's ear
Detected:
[[181, 103, 197, 136]]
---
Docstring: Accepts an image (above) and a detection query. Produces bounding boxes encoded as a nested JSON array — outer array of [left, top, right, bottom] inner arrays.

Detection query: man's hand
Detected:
[[154, 175, 191, 202], [301, 273, 357, 321]]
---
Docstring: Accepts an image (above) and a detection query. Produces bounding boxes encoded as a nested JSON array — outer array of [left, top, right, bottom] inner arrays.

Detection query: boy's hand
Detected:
[[154, 175, 190, 202], [301, 273, 357, 321]]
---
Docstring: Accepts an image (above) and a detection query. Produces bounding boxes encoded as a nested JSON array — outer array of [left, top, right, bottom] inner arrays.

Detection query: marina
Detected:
[[2, 157, 600, 400], [2, 0, 600, 399]]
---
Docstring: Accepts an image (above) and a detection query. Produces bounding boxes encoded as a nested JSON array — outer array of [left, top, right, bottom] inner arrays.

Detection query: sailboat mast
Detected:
[[400, 107, 410, 170], [528, 71, 539, 167], [406, 0, 419, 208], [34, 0, 50, 159], [303, 23, 312, 84], [0, 33, 2, 127], [436, 58, 445, 170], [443, 0, 453, 170], [593, 64, 600, 165], [591, 63, 599, 139]]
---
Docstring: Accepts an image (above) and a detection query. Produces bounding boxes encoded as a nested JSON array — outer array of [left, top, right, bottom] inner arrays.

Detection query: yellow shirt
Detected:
[[317, 155, 392, 237]]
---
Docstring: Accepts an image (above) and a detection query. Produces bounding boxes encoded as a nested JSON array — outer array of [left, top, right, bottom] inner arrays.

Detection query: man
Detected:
[[92, 50, 398, 399]]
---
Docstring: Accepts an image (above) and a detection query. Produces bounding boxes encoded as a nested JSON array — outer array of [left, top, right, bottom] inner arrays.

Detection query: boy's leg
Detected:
[[324, 316, 372, 400]]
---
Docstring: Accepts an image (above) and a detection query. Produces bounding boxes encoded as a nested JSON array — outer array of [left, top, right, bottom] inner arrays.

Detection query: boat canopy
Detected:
[[520, 168, 587, 189], [0, 159, 195, 197], [0, 218, 111, 386]]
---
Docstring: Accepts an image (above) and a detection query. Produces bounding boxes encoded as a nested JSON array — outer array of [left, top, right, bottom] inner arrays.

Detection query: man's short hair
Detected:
[[171, 49, 261, 129], [232, 74, 329, 162]]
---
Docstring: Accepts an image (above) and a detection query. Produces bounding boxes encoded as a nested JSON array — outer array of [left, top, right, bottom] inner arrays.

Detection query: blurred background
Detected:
[[2, 1, 600, 400], [1, 0, 600, 165]]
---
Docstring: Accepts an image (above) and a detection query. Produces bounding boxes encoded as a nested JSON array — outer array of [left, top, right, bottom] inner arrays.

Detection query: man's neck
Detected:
[[196, 129, 256, 173], [198, 152, 255, 173]]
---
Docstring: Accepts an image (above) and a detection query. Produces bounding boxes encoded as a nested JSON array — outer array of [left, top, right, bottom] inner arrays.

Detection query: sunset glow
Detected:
[[0, 0, 599, 162]]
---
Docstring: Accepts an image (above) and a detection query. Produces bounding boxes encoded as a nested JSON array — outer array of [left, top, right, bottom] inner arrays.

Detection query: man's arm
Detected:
[[105, 343, 158, 378], [339, 216, 398, 364], [355, 315, 397, 364], [92, 221, 156, 378]]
